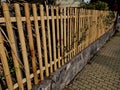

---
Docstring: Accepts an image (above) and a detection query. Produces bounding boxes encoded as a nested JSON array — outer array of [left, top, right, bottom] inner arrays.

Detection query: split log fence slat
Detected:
[[0, 2, 116, 90]]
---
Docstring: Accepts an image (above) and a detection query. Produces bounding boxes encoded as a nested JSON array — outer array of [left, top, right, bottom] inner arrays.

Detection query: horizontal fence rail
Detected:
[[0, 2, 116, 90]]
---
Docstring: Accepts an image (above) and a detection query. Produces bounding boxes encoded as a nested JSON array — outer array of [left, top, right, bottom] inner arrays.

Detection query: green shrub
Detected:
[[95, 1, 108, 10], [83, 1, 109, 10]]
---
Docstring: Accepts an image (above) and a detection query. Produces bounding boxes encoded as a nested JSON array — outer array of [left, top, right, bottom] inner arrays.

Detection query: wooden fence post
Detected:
[[75, 8, 79, 54], [74, 8, 77, 54], [40, 5, 49, 76], [24, 3, 38, 84], [60, 7, 64, 66], [2, 2, 24, 90], [56, 6, 61, 68], [0, 30, 13, 90], [14, 3, 32, 89], [79, 9, 82, 52], [63, 7, 67, 63], [46, 5, 53, 74], [32, 4, 44, 80], [51, 6, 57, 71], [67, 7, 70, 60]]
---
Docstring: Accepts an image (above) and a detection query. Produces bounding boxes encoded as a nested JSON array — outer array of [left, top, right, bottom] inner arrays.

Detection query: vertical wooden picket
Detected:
[[90, 10, 93, 44], [96, 10, 99, 40], [78, 9, 81, 52], [79, 9, 82, 52], [85, 10, 89, 47], [99, 11, 102, 36], [63, 7, 67, 63], [46, 5, 53, 74], [91, 10, 94, 42], [24, 3, 38, 84], [0, 31, 13, 90], [2, 3, 24, 90], [87, 10, 90, 46], [60, 7, 64, 65], [32, 4, 44, 80], [74, 8, 77, 54], [40, 5, 49, 76], [51, 6, 57, 71], [83, 9, 86, 49], [81, 9, 84, 50], [67, 7, 70, 60], [71, 8, 74, 57], [101, 11, 104, 35], [56, 7, 61, 68], [75, 8, 79, 54], [69, 8, 72, 59], [14, 3, 32, 89]]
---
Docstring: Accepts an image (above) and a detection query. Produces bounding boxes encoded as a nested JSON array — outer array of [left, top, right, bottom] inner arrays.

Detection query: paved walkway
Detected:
[[64, 32, 120, 90]]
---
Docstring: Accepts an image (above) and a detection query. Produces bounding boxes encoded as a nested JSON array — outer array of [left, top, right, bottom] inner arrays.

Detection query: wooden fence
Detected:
[[0, 2, 116, 90]]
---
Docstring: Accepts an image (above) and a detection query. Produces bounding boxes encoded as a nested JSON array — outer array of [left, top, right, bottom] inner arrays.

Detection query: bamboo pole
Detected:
[[46, 5, 53, 74], [24, 3, 38, 84], [14, 3, 32, 89], [2, 3, 24, 90], [63, 7, 67, 63], [32, 4, 44, 80], [60, 8, 64, 66], [56, 7, 61, 68], [40, 5, 49, 76], [0, 31, 13, 90]]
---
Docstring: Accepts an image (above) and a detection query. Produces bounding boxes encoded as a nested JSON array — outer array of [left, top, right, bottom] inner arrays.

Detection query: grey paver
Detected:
[[63, 31, 120, 90]]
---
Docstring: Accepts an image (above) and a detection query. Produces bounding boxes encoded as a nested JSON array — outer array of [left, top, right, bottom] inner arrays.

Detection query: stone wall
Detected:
[[33, 28, 115, 90]]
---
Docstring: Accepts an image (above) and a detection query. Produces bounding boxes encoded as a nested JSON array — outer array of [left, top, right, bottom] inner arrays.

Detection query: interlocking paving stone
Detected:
[[63, 32, 120, 90]]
